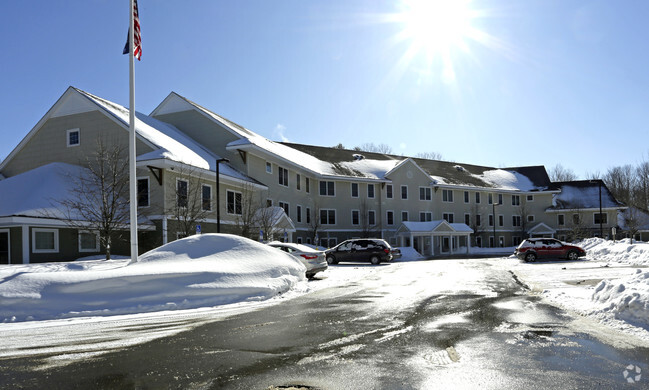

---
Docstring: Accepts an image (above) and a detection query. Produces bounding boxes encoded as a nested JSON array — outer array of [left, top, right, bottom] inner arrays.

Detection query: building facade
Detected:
[[0, 87, 625, 264]]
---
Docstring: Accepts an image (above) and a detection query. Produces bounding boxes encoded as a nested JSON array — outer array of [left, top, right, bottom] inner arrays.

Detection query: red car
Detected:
[[514, 238, 586, 262]]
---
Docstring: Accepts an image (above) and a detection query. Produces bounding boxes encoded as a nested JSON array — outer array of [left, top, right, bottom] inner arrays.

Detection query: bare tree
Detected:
[[603, 165, 635, 206], [54, 138, 131, 260], [306, 199, 323, 245], [358, 198, 377, 238], [356, 142, 392, 154], [416, 151, 443, 160], [235, 182, 266, 239], [253, 206, 286, 242], [332, 143, 345, 149], [549, 164, 577, 182], [634, 161, 649, 210], [469, 203, 485, 246], [569, 210, 588, 241], [166, 164, 211, 239], [517, 200, 531, 239]]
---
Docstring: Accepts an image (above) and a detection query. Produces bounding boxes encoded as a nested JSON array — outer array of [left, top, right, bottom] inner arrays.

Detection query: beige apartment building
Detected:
[[0, 87, 625, 264]]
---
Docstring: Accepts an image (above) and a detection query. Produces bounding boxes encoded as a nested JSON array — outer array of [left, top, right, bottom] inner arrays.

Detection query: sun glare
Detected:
[[388, 0, 489, 84], [401, 0, 473, 55]]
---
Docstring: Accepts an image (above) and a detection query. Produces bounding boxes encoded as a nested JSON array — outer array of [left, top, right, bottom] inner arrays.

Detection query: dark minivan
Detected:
[[325, 239, 393, 265]]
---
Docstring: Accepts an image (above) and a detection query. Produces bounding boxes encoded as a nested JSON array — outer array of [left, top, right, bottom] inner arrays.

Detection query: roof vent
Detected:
[[454, 165, 466, 172], [353, 154, 365, 161]]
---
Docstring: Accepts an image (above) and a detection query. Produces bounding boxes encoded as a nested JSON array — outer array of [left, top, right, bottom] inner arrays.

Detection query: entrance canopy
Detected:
[[396, 220, 473, 257]]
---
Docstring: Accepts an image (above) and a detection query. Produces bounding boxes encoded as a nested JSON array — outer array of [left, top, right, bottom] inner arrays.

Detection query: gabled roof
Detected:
[[548, 180, 625, 210], [397, 220, 473, 234], [285, 143, 551, 191], [0, 87, 256, 185]]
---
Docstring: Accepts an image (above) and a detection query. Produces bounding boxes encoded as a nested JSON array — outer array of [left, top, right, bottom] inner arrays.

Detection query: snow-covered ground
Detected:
[[1, 235, 648, 353], [509, 238, 649, 343]]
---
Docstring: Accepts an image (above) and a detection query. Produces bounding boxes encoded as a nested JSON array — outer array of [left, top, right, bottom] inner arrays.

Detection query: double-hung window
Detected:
[[278, 167, 289, 187], [227, 190, 242, 215], [351, 183, 359, 198], [320, 209, 336, 225], [442, 189, 453, 202], [202, 184, 212, 211], [320, 181, 335, 196], [137, 177, 149, 208], [420, 187, 431, 201], [177, 179, 188, 208], [367, 184, 375, 198]]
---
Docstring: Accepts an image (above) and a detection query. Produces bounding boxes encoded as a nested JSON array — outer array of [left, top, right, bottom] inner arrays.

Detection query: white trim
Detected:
[[32, 228, 59, 253], [66, 128, 80, 147]]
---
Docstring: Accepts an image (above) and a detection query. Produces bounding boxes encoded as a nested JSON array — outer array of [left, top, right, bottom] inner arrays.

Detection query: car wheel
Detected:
[[567, 250, 579, 260], [370, 256, 381, 265], [326, 255, 338, 265], [525, 252, 537, 262]]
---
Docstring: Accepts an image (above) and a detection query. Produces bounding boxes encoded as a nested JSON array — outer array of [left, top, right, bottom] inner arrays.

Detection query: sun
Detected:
[[388, 0, 488, 83], [399, 0, 474, 56]]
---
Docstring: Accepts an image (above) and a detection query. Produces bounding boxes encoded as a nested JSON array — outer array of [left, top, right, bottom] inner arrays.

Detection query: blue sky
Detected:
[[1, 0, 648, 179]]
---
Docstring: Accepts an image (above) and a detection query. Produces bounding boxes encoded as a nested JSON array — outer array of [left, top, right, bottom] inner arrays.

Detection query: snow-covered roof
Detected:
[[0, 162, 81, 219], [549, 180, 625, 211], [286, 143, 551, 190], [74, 88, 253, 183], [0, 162, 154, 228], [399, 220, 473, 234]]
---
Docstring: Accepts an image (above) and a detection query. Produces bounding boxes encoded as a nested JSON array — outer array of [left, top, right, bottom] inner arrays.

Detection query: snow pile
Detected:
[[395, 246, 425, 261], [581, 238, 649, 265], [592, 269, 649, 329], [0, 234, 305, 322]]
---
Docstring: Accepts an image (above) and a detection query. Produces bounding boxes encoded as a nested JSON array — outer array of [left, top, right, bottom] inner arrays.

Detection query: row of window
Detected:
[[265, 162, 538, 204], [31, 228, 99, 253]]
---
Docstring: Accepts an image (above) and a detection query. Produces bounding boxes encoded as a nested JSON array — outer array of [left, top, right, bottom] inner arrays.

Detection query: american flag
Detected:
[[122, 0, 142, 60]]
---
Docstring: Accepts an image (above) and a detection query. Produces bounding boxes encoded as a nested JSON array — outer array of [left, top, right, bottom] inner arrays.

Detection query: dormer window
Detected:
[[67, 129, 80, 147]]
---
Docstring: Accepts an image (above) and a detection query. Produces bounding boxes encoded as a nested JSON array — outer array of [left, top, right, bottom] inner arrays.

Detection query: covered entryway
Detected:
[[396, 220, 473, 257], [528, 222, 556, 238]]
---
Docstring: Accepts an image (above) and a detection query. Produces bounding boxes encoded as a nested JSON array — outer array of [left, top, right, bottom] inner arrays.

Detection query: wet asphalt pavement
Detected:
[[1, 259, 647, 389]]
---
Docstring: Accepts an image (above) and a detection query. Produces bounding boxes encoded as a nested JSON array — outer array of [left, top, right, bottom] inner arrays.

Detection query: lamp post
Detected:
[[597, 180, 603, 238], [492, 195, 501, 248], [216, 158, 230, 233], [590, 180, 604, 238]]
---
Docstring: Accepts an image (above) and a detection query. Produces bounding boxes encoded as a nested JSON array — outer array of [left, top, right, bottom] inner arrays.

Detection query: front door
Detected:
[[0, 230, 9, 264]]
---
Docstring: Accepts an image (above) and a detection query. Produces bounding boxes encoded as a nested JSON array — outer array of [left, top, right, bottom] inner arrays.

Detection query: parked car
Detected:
[[325, 239, 393, 265], [267, 242, 328, 279], [514, 238, 586, 262], [390, 248, 402, 260]]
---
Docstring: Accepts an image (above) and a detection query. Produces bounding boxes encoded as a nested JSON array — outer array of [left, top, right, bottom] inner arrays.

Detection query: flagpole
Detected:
[[128, 0, 139, 263]]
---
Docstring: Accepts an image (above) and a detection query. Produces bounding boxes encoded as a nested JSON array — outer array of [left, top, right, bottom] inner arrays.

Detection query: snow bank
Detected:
[[581, 237, 649, 265], [592, 269, 649, 329], [0, 234, 305, 322]]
